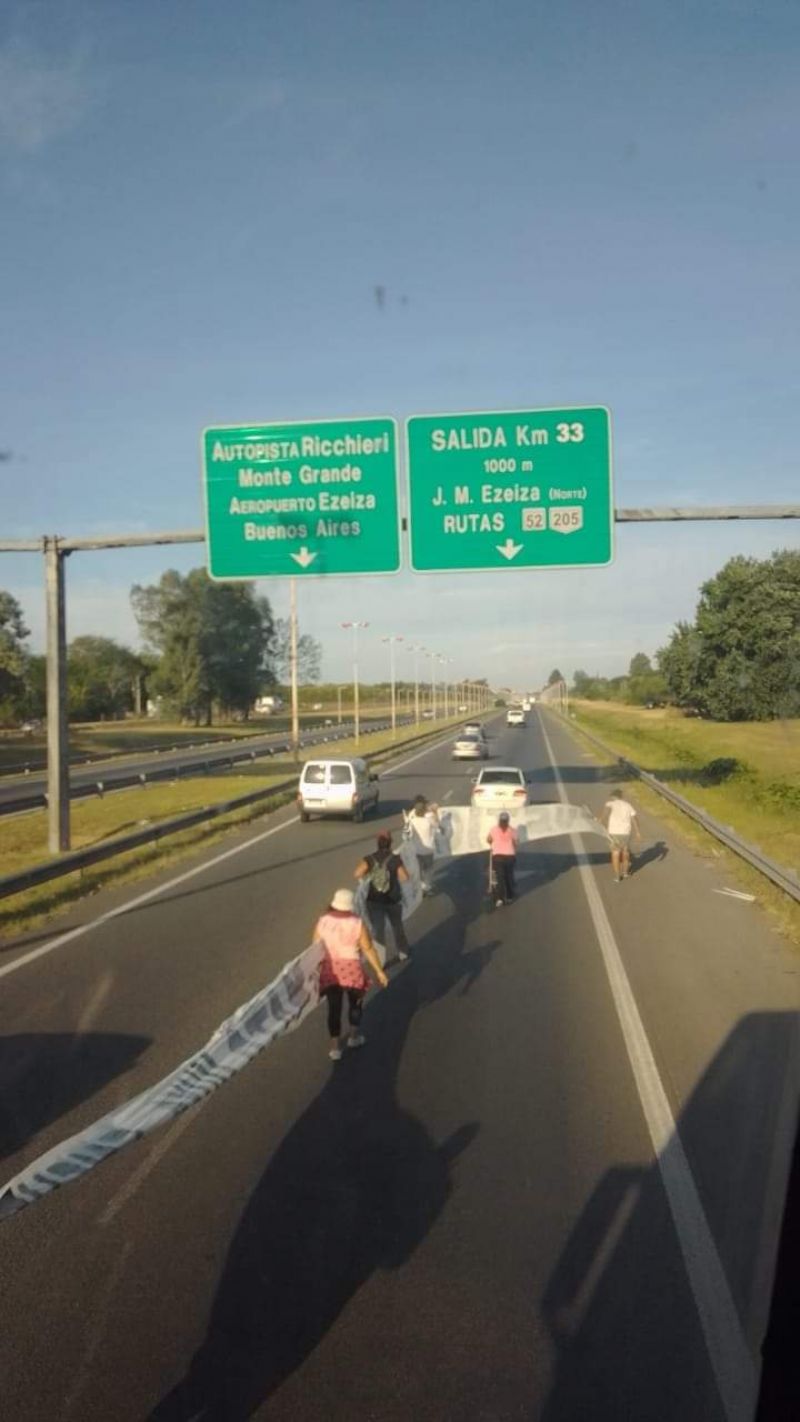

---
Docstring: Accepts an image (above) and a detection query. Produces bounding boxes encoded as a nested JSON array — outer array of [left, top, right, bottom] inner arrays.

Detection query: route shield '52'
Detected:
[[406, 406, 613, 572]]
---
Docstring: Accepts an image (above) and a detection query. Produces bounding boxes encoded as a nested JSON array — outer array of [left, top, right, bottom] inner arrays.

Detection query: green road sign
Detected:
[[202, 418, 400, 579], [406, 406, 613, 572]]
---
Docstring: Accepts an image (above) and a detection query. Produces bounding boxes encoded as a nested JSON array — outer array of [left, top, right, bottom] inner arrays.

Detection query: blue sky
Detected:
[[1, 0, 798, 687]]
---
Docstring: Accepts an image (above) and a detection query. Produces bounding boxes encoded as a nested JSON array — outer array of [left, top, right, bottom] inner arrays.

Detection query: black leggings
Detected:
[[493, 855, 516, 902], [321, 986, 364, 1038]]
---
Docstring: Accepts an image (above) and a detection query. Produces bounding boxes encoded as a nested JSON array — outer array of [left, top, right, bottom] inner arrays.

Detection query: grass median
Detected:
[[559, 700, 800, 944], [0, 710, 398, 774], [0, 715, 465, 941]]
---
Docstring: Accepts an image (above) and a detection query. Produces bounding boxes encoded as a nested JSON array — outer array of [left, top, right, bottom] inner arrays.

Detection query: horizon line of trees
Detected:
[[2, 551, 797, 728], [569, 550, 799, 722]]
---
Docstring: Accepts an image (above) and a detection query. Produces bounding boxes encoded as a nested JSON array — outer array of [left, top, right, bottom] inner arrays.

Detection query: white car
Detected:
[[452, 733, 487, 761], [471, 765, 530, 811], [463, 722, 487, 741], [506, 707, 525, 727]]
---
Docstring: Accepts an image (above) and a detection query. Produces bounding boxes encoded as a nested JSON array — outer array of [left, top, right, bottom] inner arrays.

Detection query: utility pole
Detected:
[[45, 536, 70, 852], [337, 685, 343, 724], [407, 644, 421, 725], [289, 578, 300, 761], [382, 635, 404, 739], [342, 621, 368, 746]]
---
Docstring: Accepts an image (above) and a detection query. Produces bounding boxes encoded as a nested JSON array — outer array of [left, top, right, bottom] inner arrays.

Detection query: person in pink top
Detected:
[[486, 811, 518, 907], [315, 888, 388, 1061]]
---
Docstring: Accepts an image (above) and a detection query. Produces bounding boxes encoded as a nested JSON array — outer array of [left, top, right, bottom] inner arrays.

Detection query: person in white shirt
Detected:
[[601, 789, 642, 882], [403, 795, 440, 894]]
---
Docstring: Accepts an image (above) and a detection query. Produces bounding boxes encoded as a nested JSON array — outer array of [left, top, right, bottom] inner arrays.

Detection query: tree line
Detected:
[[569, 550, 800, 721], [0, 569, 322, 727]]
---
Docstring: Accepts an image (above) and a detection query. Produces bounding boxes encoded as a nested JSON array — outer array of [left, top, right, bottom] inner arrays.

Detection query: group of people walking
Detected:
[[313, 796, 441, 1061], [313, 788, 642, 1060]]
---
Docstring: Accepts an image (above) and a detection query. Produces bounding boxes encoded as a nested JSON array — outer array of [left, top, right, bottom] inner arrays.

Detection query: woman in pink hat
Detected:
[[315, 887, 389, 1061]]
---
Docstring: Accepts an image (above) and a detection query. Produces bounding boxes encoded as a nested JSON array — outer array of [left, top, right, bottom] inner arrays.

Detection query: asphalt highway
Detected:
[[0, 710, 797, 1421], [0, 715, 410, 815]]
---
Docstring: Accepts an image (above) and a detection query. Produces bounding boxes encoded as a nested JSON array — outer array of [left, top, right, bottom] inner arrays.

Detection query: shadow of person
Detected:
[[0, 1032, 151, 1165], [630, 840, 669, 875], [150, 900, 483, 1421], [540, 1011, 799, 1422]]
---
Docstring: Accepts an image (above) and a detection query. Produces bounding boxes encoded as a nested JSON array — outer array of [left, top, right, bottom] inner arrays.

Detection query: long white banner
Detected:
[[0, 943, 324, 1220], [0, 804, 609, 1219]]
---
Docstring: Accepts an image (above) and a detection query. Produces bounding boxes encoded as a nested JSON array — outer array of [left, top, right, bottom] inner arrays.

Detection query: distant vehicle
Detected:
[[522, 698, 532, 711], [422, 708, 434, 719], [254, 695, 283, 715], [506, 707, 525, 727], [452, 732, 488, 761], [312, 702, 323, 710], [297, 758, 379, 822], [463, 722, 487, 741], [471, 765, 529, 811], [19, 719, 42, 734], [457, 703, 469, 712]]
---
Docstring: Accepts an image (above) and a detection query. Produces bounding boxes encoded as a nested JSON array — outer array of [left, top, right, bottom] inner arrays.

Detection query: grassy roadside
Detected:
[[556, 701, 800, 947], [0, 715, 465, 941], [0, 710, 398, 773]]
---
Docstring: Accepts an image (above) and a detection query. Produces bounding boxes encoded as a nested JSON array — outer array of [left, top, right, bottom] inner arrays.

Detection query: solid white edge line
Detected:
[[0, 726, 462, 983], [538, 712, 758, 1422]]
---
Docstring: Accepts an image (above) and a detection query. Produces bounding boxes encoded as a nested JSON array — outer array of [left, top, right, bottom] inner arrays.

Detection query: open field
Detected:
[[0, 715, 465, 939], [567, 701, 800, 912]]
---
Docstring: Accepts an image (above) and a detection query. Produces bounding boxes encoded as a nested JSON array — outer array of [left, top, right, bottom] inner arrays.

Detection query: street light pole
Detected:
[[407, 645, 421, 725], [341, 621, 368, 746], [382, 635, 404, 739]]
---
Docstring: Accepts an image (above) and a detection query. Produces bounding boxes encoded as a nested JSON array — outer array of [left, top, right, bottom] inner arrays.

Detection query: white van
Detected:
[[297, 758, 379, 822]]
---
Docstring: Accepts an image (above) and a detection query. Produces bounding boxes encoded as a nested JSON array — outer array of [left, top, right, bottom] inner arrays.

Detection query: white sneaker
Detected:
[[495, 898, 504, 908], [347, 1033, 366, 1050], [328, 1046, 343, 1061]]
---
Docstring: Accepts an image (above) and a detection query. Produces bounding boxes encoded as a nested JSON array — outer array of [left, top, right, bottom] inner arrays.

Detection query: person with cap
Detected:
[[486, 811, 519, 907], [354, 830, 411, 962], [314, 888, 388, 1061], [403, 794, 441, 895]]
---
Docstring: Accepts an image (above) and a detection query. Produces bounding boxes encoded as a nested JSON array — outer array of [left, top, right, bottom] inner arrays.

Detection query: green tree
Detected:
[[547, 668, 564, 685], [0, 590, 30, 723], [131, 569, 275, 724], [272, 619, 322, 685], [628, 652, 652, 677], [20, 653, 47, 720], [658, 551, 800, 720], [67, 636, 141, 721]]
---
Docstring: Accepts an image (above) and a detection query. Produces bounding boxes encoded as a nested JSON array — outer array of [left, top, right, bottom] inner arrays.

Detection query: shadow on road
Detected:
[[149, 873, 489, 1420], [0, 1031, 151, 1165], [540, 1010, 800, 1421]]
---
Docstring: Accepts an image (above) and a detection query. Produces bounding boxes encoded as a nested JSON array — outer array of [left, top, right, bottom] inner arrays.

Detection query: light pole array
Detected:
[[341, 620, 368, 746], [407, 644, 422, 725], [381, 635, 404, 739]]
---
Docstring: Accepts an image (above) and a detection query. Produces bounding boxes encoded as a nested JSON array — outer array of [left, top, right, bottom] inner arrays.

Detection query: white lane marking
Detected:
[[0, 728, 460, 983], [539, 714, 758, 1422], [555, 1182, 641, 1336], [98, 1104, 202, 1226], [75, 970, 115, 1035], [442, 789, 453, 801], [713, 888, 756, 903]]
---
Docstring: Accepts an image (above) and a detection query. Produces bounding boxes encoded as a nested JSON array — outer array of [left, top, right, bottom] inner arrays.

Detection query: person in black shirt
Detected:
[[354, 830, 411, 962]]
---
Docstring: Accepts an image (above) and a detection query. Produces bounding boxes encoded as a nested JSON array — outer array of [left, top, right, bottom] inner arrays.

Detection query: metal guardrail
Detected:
[[0, 715, 406, 779], [0, 718, 421, 817], [0, 718, 468, 902], [549, 710, 800, 905]]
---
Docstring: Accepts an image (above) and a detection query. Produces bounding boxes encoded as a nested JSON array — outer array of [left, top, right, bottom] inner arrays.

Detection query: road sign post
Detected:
[[406, 406, 613, 572], [202, 417, 400, 579]]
